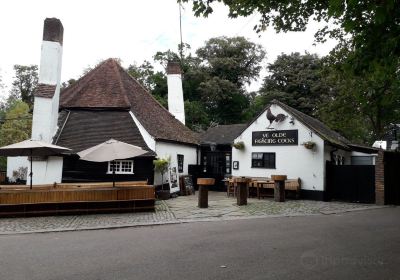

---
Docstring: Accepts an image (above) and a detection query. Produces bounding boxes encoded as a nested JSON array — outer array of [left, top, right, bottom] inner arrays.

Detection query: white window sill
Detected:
[[107, 172, 135, 175]]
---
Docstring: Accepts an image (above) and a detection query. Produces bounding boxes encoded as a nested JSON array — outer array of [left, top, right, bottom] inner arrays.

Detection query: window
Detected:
[[251, 153, 275, 168], [334, 155, 345, 165], [177, 154, 184, 173], [108, 160, 134, 174], [203, 155, 207, 172], [351, 156, 373, 165]]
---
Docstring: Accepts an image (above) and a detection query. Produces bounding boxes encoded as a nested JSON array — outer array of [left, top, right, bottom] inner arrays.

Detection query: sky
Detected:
[[0, 0, 337, 98]]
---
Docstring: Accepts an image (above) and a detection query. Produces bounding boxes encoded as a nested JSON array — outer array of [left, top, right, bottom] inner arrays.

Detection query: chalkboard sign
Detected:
[[180, 175, 195, 195]]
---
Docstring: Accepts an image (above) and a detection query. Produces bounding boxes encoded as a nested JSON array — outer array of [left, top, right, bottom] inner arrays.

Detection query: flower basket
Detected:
[[232, 141, 245, 150], [302, 141, 316, 149]]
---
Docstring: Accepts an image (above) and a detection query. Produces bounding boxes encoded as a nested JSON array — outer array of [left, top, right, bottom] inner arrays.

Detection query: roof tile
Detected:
[[60, 59, 198, 145]]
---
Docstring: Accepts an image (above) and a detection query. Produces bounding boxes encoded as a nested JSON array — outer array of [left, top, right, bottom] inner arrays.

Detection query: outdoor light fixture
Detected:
[[210, 143, 217, 152]]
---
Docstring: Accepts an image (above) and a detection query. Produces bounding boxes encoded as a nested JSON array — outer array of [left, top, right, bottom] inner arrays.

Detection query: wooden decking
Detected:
[[0, 181, 155, 217]]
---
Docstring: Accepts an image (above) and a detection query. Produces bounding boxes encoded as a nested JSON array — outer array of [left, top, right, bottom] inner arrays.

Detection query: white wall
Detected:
[[27, 157, 64, 185], [154, 141, 197, 186], [22, 37, 64, 185], [7, 156, 63, 184], [7, 157, 29, 182], [32, 40, 63, 143], [31, 97, 54, 143], [38, 41, 63, 85], [232, 104, 325, 191], [167, 74, 185, 125], [129, 111, 156, 151]]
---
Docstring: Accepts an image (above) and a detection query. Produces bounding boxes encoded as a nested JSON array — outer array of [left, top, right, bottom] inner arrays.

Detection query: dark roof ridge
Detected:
[[200, 123, 247, 145], [271, 100, 350, 148], [59, 107, 130, 111], [237, 99, 350, 149], [112, 61, 131, 107]]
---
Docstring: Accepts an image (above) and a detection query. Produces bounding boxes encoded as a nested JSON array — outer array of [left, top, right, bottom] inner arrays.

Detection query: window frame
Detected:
[[177, 154, 184, 173], [251, 152, 276, 169], [225, 153, 232, 174], [107, 160, 134, 174]]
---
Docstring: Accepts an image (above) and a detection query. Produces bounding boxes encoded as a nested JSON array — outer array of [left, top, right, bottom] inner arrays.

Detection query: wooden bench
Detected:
[[225, 177, 301, 199], [253, 178, 301, 199]]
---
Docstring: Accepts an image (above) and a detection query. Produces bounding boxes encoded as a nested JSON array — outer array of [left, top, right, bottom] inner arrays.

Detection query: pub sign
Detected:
[[252, 130, 298, 146]]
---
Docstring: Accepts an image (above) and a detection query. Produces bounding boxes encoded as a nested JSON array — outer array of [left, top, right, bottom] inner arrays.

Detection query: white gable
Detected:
[[232, 104, 326, 191]]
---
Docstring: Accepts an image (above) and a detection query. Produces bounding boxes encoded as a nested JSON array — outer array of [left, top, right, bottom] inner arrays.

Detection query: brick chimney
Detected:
[[31, 18, 63, 143], [167, 61, 185, 125]]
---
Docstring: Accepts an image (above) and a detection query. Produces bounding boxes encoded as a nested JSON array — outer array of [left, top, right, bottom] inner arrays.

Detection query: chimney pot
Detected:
[[43, 18, 64, 45], [167, 61, 182, 75]]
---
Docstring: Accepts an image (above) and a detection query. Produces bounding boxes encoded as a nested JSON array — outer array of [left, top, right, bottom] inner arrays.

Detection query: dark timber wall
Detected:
[[62, 155, 155, 184]]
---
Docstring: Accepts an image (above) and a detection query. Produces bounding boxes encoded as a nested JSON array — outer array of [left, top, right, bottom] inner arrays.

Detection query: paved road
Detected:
[[0, 207, 399, 280]]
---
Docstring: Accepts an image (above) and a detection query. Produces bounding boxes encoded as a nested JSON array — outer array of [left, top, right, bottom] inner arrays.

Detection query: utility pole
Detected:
[[179, 3, 184, 62]]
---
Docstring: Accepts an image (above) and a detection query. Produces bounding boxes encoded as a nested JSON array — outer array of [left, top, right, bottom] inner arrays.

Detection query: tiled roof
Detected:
[[242, 100, 352, 150], [34, 84, 56, 98], [273, 100, 351, 149], [60, 59, 198, 145], [54, 109, 155, 156], [200, 124, 247, 145]]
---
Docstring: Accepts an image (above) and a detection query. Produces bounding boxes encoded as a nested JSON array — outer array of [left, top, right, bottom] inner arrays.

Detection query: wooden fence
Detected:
[[0, 181, 155, 217]]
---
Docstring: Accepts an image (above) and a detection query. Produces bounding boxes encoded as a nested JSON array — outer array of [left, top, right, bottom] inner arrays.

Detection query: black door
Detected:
[[202, 151, 231, 190], [326, 162, 375, 203]]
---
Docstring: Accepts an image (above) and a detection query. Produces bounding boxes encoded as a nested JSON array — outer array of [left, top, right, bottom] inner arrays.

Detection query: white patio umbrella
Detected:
[[0, 139, 72, 189], [77, 139, 148, 187]]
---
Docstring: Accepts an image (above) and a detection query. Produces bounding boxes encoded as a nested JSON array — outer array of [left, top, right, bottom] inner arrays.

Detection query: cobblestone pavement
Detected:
[[0, 192, 385, 234], [164, 192, 384, 221]]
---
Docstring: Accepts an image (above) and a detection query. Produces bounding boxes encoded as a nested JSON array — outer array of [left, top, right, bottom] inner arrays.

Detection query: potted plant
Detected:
[[153, 157, 170, 200], [232, 141, 245, 150], [302, 141, 316, 150]]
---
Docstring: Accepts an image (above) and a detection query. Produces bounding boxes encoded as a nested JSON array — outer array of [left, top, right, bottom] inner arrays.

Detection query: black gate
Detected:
[[326, 162, 375, 203], [384, 152, 400, 205]]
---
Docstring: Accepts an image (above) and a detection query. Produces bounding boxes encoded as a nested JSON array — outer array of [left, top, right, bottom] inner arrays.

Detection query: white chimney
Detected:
[[167, 61, 185, 125], [31, 18, 63, 143]]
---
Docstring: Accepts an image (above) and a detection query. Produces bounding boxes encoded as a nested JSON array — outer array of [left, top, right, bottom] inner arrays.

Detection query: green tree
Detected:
[[318, 47, 400, 141], [127, 61, 168, 106], [0, 100, 32, 170], [61, 78, 77, 90], [128, 37, 265, 129], [196, 36, 265, 87], [9, 65, 38, 106], [153, 157, 170, 190], [257, 52, 328, 116], [180, 0, 400, 67], [195, 36, 265, 124], [181, 0, 400, 139]]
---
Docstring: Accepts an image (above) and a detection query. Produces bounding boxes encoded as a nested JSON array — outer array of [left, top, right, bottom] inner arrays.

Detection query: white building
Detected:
[[232, 100, 377, 200]]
